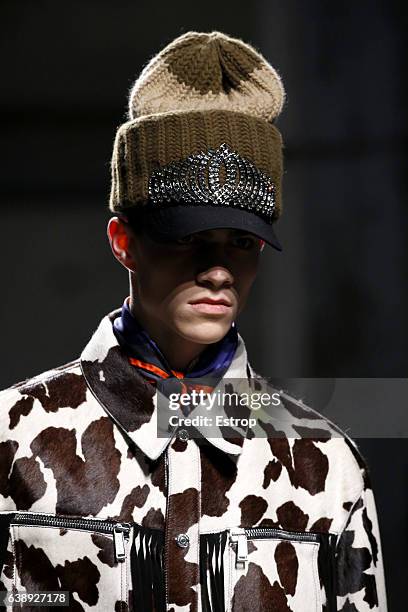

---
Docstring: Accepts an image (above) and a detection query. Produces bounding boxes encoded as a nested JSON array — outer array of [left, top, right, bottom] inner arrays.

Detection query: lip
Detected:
[[190, 302, 232, 314], [188, 296, 233, 315], [189, 297, 232, 306]]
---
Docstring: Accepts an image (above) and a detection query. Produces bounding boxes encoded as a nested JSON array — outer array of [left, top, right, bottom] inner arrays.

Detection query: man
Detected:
[[0, 31, 386, 611]]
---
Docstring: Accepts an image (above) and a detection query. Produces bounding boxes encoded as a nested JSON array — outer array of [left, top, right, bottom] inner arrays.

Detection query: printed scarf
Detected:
[[112, 298, 238, 401]]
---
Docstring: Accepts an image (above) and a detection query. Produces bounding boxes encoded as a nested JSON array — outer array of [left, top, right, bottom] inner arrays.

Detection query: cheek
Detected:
[[132, 257, 163, 308], [233, 257, 260, 311], [235, 256, 259, 292], [135, 252, 194, 307]]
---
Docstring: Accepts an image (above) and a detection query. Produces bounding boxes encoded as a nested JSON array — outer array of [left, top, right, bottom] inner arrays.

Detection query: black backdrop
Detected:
[[1, 2, 406, 608]]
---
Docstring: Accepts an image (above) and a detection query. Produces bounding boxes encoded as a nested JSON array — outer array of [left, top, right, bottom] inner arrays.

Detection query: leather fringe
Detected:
[[129, 525, 227, 611], [200, 531, 227, 612], [130, 523, 166, 612]]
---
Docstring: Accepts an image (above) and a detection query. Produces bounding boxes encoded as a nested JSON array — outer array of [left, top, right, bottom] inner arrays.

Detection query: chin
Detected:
[[176, 318, 232, 345]]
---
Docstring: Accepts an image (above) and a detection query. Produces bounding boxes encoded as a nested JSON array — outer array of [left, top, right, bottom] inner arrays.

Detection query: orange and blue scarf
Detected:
[[113, 298, 238, 393]]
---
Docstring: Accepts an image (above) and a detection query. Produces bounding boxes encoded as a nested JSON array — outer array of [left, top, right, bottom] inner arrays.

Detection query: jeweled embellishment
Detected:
[[148, 143, 276, 223]]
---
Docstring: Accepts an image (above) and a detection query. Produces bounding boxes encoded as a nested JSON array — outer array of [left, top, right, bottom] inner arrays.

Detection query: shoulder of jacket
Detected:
[[1, 359, 82, 395], [280, 388, 370, 480], [0, 359, 83, 431], [247, 365, 370, 487]]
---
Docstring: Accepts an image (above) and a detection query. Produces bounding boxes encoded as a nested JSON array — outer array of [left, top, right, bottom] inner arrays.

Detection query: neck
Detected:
[[128, 298, 208, 373]]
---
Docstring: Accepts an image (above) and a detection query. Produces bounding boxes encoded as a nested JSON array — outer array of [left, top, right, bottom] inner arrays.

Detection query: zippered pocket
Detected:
[[227, 526, 325, 612], [1, 511, 132, 610], [11, 512, 131, 564], [229, 526, 319, 569]]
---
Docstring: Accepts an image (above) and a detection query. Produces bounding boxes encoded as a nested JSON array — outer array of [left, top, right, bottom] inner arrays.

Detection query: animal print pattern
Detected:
[[0, 308, 387, 610]]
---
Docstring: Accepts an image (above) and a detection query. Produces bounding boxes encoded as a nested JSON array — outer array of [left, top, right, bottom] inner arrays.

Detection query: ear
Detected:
[[107, 216, 137, 272]]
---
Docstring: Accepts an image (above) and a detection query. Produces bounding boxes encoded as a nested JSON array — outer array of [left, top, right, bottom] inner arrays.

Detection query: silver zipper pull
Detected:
[[113, 523, 131, 562], [230, 528, 248, 569]]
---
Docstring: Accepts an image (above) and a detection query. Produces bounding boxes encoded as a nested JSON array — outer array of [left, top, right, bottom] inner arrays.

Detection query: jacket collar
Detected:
[[80, 308, 252, 461]]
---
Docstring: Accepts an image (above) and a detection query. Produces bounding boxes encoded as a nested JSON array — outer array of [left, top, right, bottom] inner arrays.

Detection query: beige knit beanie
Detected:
[[109, 31, 286, 246]]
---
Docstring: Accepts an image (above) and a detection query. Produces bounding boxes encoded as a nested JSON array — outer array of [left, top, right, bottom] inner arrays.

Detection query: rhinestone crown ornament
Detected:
[[148, 143, 276, 223]]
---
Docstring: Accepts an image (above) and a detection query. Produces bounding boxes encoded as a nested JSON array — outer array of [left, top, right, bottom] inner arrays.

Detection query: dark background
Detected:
[[0, 1, 406, 608]]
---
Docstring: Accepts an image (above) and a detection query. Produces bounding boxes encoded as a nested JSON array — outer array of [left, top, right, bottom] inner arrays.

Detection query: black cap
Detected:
[[124, 203, 282, 251]]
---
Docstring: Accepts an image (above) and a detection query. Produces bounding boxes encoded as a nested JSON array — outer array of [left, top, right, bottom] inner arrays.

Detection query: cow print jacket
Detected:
[[0, 308, 387, 611]]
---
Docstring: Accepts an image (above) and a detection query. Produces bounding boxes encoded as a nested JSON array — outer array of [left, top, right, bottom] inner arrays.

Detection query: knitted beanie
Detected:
[[109, 31, 285, 247]]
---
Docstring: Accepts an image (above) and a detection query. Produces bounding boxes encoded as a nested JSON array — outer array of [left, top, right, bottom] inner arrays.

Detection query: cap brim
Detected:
[[140, 204, 282, 251]]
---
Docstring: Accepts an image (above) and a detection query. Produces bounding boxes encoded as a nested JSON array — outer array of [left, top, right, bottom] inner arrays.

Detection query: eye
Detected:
[[174, 234, 196, 245], [231, 235, 258, 250]]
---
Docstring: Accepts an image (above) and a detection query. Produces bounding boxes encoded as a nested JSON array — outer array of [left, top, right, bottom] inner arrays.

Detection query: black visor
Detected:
[[127, 204, 282, 251]]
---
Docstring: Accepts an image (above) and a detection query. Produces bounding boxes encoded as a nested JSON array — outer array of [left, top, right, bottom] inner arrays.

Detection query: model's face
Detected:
[[127, 227, 262, 345]]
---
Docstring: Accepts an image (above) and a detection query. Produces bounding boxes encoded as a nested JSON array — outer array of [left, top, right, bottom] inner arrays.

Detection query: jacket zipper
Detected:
[[163, 451, 170, 606], [10, 512, 131, 563], [229, 527, 319, 569]]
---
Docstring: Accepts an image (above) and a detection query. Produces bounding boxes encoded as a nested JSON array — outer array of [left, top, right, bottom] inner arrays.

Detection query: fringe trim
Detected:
[[130, 523, 166, 612], [129, 525, 227, 611], [200, 531, 227, 612]]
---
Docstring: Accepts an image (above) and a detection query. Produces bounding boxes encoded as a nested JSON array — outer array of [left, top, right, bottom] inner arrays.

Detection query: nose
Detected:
[[196, 265, 234, 290], [194, 238, 235, 289]]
